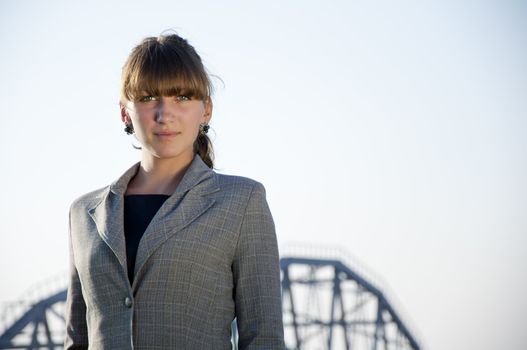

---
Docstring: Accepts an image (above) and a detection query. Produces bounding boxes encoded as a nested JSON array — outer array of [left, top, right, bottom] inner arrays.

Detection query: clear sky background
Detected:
[[1, 0, 526, 349]]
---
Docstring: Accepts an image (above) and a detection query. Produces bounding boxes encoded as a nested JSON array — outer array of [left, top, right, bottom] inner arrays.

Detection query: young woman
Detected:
[[65, 34, 284, 349]]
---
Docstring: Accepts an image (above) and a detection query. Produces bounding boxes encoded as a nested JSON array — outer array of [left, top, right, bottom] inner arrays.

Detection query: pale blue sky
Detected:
[[1, 1, 526, 349]]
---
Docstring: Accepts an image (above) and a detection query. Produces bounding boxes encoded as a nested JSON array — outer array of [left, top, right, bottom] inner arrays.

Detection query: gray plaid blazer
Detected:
[[64, 155, 284, 349]]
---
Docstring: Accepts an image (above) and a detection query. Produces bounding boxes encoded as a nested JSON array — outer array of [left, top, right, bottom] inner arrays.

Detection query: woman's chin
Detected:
[[147, 148, 194, 162]]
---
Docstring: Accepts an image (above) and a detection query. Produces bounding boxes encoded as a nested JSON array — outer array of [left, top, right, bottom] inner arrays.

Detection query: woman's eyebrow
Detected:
[[138, 90, 156, 96], [167, 88, 195, 96]]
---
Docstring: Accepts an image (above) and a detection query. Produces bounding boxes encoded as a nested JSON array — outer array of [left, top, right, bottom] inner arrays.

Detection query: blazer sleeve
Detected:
[[232, 182, 285, 349], [64, 209, 89, 350]]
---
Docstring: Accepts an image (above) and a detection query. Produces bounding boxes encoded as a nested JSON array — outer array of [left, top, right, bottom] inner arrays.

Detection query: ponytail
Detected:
[[194, 132, 214, 168]]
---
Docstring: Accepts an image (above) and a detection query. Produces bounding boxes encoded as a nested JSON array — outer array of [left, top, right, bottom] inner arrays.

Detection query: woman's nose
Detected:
[[155, 98, 175, 123]]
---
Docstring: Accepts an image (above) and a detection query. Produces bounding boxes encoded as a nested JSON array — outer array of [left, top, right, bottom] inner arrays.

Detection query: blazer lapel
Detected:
[[88, 162, 141, 274], [133, 156, 220, 285]]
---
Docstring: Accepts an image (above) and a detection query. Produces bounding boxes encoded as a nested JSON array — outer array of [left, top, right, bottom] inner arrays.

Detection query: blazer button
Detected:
[[124, 297, 133, 308]]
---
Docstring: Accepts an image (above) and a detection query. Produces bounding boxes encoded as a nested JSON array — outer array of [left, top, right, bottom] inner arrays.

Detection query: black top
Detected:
[[123, 194, 170, 284]]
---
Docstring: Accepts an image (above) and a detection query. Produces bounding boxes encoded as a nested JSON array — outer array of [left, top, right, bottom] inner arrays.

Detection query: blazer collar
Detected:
[[108, 154, 217, 197], [89, 155, 220, 283]]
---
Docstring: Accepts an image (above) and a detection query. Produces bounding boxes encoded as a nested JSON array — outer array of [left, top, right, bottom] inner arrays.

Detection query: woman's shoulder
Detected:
[[215, 173, 267, 197], [69, 186, 109, 213]]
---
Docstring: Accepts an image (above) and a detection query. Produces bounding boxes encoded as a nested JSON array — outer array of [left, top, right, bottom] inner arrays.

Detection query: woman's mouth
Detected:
[[155, 131, 179, 138]]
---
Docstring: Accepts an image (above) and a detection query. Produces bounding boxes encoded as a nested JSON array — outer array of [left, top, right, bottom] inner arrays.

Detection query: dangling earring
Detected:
[[124, 123, 134, 135], [199, 123, 210, 135]]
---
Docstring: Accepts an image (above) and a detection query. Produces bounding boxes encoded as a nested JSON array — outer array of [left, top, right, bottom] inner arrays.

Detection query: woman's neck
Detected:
[[125, 152, 195, 195]]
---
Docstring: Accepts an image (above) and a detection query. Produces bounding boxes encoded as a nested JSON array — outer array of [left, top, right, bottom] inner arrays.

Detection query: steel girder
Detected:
[[281, 257, 421, 350], [0, 290, 66, 349]]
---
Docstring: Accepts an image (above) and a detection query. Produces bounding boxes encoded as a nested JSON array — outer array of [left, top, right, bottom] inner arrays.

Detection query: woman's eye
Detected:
[[176, 95, 190, 101], [138, 96, 158, 103]]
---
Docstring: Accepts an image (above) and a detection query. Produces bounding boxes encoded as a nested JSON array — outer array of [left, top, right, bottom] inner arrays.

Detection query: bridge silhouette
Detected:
[[0, 246, 421, 350]]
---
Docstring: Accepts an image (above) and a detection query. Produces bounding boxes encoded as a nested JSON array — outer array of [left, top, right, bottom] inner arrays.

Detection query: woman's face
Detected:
[[121, 93, 212, 162]]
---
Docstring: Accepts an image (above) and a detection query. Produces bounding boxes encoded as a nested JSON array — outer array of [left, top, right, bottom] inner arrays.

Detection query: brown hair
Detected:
[[121, 34, 214, 168]]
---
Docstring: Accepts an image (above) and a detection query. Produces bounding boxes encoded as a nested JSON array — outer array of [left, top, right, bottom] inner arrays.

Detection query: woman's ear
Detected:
[[120, 102, 131, 124], [203, 98, 213, 124]]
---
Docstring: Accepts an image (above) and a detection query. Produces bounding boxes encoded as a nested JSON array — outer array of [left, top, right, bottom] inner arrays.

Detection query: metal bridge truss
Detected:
[[281, 257, 420, 350], [0, 290, 66, 349], [1, 257, 421, 350]]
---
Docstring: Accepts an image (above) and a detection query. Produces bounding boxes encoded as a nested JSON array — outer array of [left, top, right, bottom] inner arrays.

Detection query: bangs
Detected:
[[121, 37, 211, 101]]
